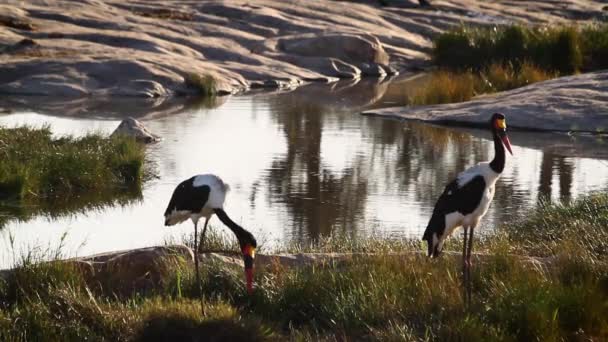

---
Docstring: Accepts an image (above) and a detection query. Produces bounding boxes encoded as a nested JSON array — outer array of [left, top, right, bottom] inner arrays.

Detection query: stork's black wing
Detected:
[[164, 177, 211, 216], [423, 175, 486, 239]]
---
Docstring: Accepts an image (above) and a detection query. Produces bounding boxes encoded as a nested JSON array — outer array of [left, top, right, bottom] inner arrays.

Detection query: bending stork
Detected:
[[422, 113, 513, 304], [164, 174, 257, 314]]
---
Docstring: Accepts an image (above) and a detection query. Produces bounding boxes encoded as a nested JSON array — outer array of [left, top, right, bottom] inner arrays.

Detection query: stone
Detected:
[[82, 245, 193, 296], [359, 63, 388, 77], [104, 80, 168, 98], [111, 117, 161, 143], [362, 71, 608, 133], [0, 1, 604, 95], [278, 33, 390, 65]]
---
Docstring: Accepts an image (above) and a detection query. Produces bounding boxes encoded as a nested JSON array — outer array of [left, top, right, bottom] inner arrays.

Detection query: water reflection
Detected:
[[0, 78, 607, 266], [0, 186, 142, 230], [0, 94, 227, 120]]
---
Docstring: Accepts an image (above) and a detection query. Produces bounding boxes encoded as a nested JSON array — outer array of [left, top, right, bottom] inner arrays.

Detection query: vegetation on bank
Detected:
[[390, 23, 608, 107], [184, 73, 218, 96], [0, 126, 148, 227], [1, 193, 606, 341], [434, 23, 608, 74], [405, 62, 555, 105]]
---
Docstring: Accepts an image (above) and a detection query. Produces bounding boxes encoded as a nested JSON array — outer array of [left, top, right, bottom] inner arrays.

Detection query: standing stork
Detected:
[[422, 113, 513, 304], [164, 174, 257, 314]]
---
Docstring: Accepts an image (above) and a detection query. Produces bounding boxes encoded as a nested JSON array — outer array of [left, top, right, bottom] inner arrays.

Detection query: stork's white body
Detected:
[[164, 174, 230, 226], [192, 174, 229, 214], [441, 162, 500, 242]]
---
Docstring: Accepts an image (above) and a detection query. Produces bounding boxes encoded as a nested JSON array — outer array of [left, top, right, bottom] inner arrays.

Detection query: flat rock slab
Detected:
[[1, 1, 605, 97], [362, 71, 608, 133]]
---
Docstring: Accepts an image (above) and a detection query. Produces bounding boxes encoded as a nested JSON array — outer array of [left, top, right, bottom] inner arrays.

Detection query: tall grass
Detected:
[[433, 23, 608, 74], [406, 62, 555, 105], [0, 126, 148, 227], [184, 73, 218, 97], [1, 193, 607, 341]]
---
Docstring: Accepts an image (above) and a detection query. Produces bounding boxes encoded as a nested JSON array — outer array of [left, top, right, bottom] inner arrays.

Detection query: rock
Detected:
[[104, 80, 168, 98], [359, 63, 387, 77], [362, 71, 608, 133], [279, 33, 389, 65], [0, 1, 604, 96], [383, 65, 400, 76], [82, 245, 193, 296], [0, 75, 89, 96], [112, 117, 161, 143], [273, 54, 362, 79], [0, 13, 35, 31], [249, 78, 301, 89]]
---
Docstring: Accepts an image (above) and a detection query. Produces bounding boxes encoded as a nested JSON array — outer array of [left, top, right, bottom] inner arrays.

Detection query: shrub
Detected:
[[433, 23, 606, 74]]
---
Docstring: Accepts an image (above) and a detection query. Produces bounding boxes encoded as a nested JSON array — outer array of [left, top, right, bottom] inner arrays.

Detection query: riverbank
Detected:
[[0, 125, 148, 228], [1, 193, 606, 340], [363, 70, 608, 133], [1, 0, 605, 97]]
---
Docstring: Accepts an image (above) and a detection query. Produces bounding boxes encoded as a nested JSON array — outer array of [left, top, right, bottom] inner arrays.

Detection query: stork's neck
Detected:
[[489, 129, 505, 174], [214, 208, 253, 246]]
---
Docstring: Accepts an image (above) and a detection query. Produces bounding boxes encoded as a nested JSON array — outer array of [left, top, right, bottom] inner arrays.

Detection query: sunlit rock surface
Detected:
[[112, 117, 160, 143], [362, 71, 608, 133], [1, 0, 604, 96]]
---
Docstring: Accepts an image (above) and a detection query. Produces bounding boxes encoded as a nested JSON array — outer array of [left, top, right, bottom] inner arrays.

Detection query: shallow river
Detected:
[[1, 76, 607, 267]]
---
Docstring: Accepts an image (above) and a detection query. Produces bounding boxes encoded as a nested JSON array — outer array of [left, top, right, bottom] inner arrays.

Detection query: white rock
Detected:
[[111, 117, 160, 143]]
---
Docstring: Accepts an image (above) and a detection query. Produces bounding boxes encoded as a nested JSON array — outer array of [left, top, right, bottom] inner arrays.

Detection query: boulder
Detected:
[[111, 117, 160, 143], [104, 80, 167, 98], [272, 54, 362, 79], [278, 33, 390, 66], [359, 62, 388, 78], [82, 245, 193, 296]]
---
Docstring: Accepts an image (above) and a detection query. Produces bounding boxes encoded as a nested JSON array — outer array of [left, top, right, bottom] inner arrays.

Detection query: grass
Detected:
[[387, 23, 608, 106], [399, 62, 555, 106], [184, 73, 218, 97], [1, 193, 607, 341], [433, 23, 608, 74], [0, 125, 149, 228]]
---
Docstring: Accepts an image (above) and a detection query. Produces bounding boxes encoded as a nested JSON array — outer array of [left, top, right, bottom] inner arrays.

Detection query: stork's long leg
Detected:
[[198, 216, 211, 254], [465, 226, 475, 306], [467, 227, 474, 266], [462, 227, 469, 305], [193, 221, 205, 316], [462, 227, 468, 273]]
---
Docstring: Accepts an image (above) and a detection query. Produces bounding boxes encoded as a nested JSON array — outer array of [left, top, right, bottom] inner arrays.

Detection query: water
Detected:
[[1, 77, 608, 267]]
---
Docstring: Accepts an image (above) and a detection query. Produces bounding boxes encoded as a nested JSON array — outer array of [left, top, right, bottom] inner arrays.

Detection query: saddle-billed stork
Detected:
[[164, 174, 257, 313], [422, 113, 513, 303]]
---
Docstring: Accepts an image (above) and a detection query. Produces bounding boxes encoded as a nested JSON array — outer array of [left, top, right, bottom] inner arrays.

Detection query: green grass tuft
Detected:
[[184, 73, 218, 97], [433, 23, 607, 74], [0, 125, 149, 228]]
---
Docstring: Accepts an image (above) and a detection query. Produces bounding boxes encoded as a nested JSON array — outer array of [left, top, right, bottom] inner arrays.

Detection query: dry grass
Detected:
[[406, 62, 555, 105], [1, 194, 607, 340]]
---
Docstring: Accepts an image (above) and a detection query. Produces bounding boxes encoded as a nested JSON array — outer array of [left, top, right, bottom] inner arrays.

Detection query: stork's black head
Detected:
[[238, 231, 257, 295], [490, 112, 513, 155], [422, 231, 443, 258]]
